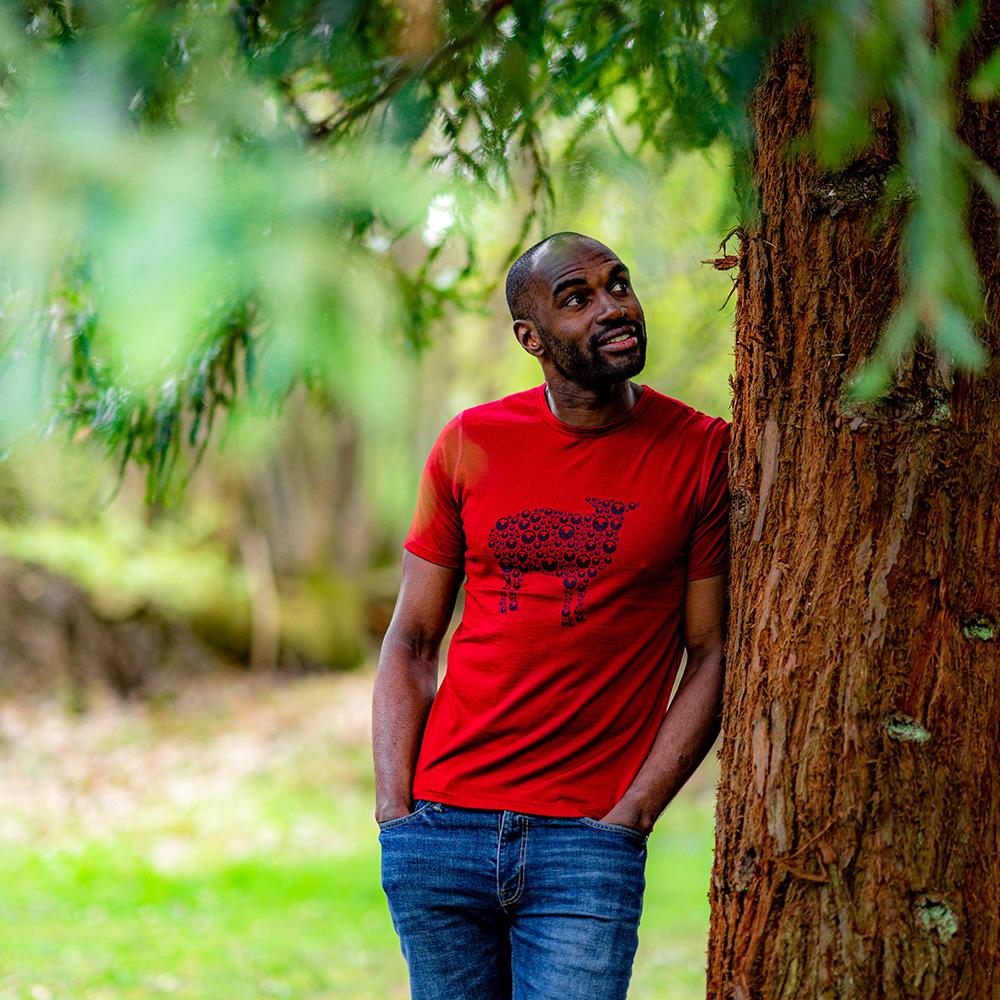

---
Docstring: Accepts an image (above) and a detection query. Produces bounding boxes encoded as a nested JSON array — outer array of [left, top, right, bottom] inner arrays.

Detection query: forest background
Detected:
[[1, 1, 997, 998], [0, 4, 736, 998]]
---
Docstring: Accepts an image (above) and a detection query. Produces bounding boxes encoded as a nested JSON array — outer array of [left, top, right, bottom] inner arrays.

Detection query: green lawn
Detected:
[[0, 674, 716, 1000]]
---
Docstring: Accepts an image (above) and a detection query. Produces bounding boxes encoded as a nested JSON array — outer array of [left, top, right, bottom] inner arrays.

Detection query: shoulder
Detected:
[[644, 387, 730, 447], [452, 386, 540, 435], [424, 387, 538, 464], [459, 386, 539, 423]]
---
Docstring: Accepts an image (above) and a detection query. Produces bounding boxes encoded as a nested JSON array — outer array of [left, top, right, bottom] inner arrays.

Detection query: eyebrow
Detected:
[[551, 263, 630, 301]]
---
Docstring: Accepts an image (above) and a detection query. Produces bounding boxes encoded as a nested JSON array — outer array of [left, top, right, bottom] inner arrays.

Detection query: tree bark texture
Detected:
[[707, 11, 1000, 1000]]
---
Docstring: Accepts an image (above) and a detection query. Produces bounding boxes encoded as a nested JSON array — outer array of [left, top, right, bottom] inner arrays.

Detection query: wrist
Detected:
[[375, 791, 413, 823], [601, 795, 658, 836], [375, 795, 413, 825]]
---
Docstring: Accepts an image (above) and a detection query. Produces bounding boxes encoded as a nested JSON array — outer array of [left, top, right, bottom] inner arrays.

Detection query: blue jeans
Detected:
[[379, 800, 647, 1000]]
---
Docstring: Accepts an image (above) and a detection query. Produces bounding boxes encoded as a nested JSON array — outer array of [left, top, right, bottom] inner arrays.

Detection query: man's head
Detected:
[[505, 232, 646, 389]]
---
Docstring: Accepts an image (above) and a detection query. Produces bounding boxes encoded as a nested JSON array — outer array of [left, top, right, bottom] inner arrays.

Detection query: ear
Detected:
[[513, 319, 545, 358]]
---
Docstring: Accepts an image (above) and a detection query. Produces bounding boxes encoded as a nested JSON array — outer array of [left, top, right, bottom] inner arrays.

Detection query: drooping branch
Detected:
[[308, 0, 516, 141]]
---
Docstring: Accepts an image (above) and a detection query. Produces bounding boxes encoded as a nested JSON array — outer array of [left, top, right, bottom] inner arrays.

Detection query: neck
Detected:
[[543, 378, 642, 427]]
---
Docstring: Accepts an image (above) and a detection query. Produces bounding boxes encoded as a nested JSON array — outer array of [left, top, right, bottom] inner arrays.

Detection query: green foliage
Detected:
[[0, 512, 367, 667], [280, 570, 367, 667], [0, 0, 444, 499], [0, 515, 248, 623], [0, 0, 997, 495], [787, 0, 996, 396], [969, 42, 1000, 98]]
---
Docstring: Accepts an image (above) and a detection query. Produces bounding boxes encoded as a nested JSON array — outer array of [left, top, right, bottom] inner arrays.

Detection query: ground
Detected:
[[0, 669, 717, 999]]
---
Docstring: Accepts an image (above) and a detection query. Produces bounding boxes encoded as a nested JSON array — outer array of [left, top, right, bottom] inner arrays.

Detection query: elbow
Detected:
[[380, 621, 442, 671], [684, 643, 726, 680]]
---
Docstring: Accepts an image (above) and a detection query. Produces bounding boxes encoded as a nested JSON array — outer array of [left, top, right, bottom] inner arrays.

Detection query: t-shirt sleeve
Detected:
[[686, 419, 731, 581], [403, 415, 466, 570]]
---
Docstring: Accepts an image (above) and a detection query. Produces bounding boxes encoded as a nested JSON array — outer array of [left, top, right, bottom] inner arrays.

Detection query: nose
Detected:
[[595, 290, 628, 323]]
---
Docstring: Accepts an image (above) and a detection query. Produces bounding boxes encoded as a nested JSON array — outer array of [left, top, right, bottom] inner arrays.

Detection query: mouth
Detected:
[[597, 325, 641, 352]]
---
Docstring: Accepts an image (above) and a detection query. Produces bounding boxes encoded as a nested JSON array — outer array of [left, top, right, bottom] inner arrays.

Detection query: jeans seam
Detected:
[[496, 812, 528, 909], [503, 816, 528, 907], [495, 810, 504, 905]]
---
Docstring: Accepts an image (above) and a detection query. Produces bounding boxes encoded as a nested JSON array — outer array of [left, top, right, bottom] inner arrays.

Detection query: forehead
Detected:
[[531, 239, 624, 293]]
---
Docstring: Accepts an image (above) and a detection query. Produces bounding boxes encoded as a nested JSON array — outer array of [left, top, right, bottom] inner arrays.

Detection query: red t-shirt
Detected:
[[404, 383, 730, 818]]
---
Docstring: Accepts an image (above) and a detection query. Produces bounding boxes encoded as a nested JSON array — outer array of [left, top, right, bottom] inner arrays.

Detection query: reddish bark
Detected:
[[707, 11, 1000, 999]]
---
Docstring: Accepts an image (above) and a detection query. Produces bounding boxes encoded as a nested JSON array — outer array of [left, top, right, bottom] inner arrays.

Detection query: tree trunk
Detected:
[[707, 12, 1000, 1000]]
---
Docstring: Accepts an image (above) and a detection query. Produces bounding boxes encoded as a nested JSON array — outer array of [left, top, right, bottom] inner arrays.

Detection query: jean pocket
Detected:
[[377, 799, 435, 831], [577, 816, 648, 844]]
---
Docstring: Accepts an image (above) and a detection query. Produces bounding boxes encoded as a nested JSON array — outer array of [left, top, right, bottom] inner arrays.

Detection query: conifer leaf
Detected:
[[969, 44, 1000, 99]]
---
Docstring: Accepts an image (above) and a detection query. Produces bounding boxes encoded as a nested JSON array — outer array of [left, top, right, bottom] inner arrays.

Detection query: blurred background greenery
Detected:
[[0, 108, 734, 1000], [1, 0, 996, 996], [0, 5, 735, 996], [0, 135, 736, 702]]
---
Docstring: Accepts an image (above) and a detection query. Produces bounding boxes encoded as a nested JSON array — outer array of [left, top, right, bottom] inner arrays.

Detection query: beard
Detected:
[[535, 321, 647, 388]]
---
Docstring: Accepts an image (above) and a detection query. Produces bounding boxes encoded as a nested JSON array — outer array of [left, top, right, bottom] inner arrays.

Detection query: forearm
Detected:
[[605, 648, 725, 833], [371, 632, 439, 821]]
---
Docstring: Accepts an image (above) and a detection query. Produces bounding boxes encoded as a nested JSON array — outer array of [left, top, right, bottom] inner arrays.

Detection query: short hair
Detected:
[[505, 231, 597, 321]]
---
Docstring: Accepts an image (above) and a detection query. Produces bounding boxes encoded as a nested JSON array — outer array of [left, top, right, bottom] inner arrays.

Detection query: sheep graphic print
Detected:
[[487, 498, 639, 626]]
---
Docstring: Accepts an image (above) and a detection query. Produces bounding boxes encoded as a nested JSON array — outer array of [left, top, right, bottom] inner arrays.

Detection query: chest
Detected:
[[458, 439, 700, 582]]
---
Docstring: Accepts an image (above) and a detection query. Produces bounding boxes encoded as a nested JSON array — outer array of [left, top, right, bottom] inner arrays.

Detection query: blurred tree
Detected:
[[2, 1, 999, 995]]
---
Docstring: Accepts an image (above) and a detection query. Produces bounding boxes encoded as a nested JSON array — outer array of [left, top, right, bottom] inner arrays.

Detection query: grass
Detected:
[[0, 672, 717, 1000]]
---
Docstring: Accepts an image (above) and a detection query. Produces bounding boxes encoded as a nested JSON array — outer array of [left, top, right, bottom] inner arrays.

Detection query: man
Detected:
[[372, 232, 729, 1000]]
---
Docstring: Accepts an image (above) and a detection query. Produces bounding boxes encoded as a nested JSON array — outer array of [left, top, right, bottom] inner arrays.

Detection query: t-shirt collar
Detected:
[[536, 383, 653, 437]]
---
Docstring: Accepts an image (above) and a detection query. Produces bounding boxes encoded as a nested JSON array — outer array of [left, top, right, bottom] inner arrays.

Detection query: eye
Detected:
[[563, 293, 588, 307], [611, 278, 629, 293]]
